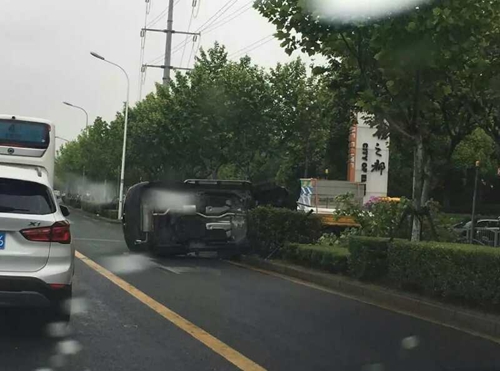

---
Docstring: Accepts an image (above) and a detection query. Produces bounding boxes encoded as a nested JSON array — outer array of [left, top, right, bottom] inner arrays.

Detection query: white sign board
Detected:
[[354, 113, 390, 204]]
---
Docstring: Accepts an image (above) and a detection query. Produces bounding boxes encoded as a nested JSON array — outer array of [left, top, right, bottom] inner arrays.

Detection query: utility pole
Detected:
[[141, 6, 200, 85], [470, 160, 480, 244], [163, 0, 174, 86]]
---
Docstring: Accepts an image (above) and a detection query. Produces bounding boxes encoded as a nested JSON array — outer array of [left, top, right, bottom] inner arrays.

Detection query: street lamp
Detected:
[[56, 136, 71, 143], [470, 160, 481, 243], [90, 51, 130, 221], [63, 102, 89, 128]]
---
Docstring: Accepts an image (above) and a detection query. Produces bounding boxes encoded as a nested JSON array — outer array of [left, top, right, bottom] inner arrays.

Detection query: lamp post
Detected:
[[63, 102, 89, 128], [55, 136, 70, 143], [470, 160, 480, 243], [90, 51, 130, 220]]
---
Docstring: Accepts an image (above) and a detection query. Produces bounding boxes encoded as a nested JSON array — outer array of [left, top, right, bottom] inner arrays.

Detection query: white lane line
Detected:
[[74, 238, 123, 243]]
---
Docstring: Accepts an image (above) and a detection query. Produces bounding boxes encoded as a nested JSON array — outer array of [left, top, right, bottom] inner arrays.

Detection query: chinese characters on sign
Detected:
[[360, 143, 387, 181], [352, 113, 390, 203], [371, 159, 386, 175]]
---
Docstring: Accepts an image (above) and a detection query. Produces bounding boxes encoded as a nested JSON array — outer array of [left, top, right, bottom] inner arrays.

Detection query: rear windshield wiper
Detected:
[[0, 206, 30, 212]]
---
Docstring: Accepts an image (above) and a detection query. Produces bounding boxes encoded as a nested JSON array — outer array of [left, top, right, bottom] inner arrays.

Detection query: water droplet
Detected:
[[56, 339, 82, 355], [45, 322, 71, 338], [65, 297, 88, 315], [401, 335, 420, 350], [102, 254, 153, 274]]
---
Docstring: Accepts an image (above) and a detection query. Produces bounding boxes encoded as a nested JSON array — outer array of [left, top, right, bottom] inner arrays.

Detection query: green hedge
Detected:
[[283, 243, 349, 274], [348, 236, 390, 280], [102, 209, 119, 220], [81, 201, 102, 215], [388, 240, 500, 306], [247, 206, 322, 257]]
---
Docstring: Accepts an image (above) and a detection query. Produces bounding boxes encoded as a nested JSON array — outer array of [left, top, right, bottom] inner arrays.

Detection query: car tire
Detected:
[[50, 285, 72, 323]]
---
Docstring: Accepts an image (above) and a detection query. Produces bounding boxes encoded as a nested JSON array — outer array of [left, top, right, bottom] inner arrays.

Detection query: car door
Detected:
[[0, 178, 55, 272]]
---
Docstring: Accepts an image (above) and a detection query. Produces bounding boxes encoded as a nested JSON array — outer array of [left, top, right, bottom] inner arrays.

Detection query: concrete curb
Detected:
[[238, 255, 500, 342], [67, 206, 122, 225]]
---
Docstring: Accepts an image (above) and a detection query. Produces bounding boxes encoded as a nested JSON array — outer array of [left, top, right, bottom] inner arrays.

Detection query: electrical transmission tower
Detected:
[[141, 0, 200, 86]]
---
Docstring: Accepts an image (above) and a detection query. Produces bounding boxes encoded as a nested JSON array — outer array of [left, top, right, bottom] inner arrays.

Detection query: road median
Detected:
[[235, 255, 500, 343]]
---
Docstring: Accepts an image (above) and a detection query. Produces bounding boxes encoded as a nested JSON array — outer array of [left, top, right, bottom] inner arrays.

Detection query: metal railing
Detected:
[[463, 228, 500, 247]]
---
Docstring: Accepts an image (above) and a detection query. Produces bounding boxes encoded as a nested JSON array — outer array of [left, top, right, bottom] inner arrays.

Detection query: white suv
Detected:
[[0, 164, 74, 321]]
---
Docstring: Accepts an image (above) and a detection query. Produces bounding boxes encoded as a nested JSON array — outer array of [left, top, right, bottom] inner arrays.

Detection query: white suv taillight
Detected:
[[21, 221, 71, 244]]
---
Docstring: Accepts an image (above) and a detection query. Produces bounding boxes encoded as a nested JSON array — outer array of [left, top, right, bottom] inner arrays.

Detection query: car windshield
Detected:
[[6, 1, 500, 371], [0, 119, 50, 149], [0, 178, 55, 215]]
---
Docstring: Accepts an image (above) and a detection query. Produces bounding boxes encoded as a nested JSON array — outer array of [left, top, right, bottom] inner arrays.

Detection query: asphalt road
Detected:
[[3, 208, 500, 371]]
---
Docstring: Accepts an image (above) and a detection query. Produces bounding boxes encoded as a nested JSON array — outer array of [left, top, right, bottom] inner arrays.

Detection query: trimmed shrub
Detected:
[[348, 236, 390, 280], [102, 209, 119, 220], [283, 243, 349, 274], [247, 206, 322, 257], [388, 240, 500, 306], [81, 201, 102, 215]]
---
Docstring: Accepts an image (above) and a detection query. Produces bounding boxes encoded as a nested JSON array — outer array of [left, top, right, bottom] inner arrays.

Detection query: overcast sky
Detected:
[[0, 0, 321, 148]]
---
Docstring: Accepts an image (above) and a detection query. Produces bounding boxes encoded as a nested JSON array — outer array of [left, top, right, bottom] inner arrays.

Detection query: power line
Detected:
[[180, 0, 197, 67], [139, 0, 152, 100], [153, 0, 246, 64], [195, 0, 238, 32], [147, 8, 168, 28], [229, 34, 274, 58], [193, 0, 201, 17], [187, 34, 202, 67], [142, 0, 200, 85], [146, 0, 182, 28], [202, 1, 253, 34]]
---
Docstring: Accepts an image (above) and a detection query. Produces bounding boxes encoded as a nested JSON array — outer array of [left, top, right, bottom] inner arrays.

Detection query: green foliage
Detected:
[[452, 128, 497, 176], [348, 237, 390, 281], [56, 44, 349, 193], [247, 206, 322, 257], [282, 243, 349, 274], [333, 194, 410, 238], [102, 209, 118, 220], [256, 0, 500, 239], [388, 240, 500, 306], [81, 201, 103, 215]]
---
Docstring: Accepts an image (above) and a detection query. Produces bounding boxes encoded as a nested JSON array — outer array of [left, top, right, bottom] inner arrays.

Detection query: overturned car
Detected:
[[122, 179, 289, 256]]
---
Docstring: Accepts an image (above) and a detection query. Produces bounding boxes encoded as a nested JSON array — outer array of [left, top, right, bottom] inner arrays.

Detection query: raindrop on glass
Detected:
[[401, 335, 420, 350], [56, 339, 82, 355]]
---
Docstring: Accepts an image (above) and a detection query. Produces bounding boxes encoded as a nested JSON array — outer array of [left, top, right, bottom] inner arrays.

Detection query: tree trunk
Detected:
[[304, 132, 311, 178], [411, 136, 427, 242], [421, 154, 432, 204]]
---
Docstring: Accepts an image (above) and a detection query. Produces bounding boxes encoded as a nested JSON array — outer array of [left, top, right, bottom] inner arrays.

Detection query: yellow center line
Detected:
[[76, 251, 266, 371]]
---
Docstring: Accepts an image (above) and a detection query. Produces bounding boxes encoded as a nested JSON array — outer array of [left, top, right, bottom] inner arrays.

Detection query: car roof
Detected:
[[0, 164, 51, 187]]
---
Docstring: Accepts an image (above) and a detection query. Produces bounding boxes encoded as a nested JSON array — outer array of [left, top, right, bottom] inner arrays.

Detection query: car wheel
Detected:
[[50, 285, 72, 323]]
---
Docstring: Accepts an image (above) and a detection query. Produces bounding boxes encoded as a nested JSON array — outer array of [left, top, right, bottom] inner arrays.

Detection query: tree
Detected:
[[55, 44, 352, 204], [256, 0, 500, 240]]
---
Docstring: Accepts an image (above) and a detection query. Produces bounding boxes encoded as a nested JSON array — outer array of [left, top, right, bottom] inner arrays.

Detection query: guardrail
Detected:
[[465, 228, 500, 247]]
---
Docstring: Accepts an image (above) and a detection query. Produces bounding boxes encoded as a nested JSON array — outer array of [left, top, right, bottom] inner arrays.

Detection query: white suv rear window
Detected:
[[0, 178, 55, 215]]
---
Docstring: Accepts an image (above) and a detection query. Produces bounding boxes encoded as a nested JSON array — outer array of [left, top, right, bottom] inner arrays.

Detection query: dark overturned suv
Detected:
[[122, 179, 289, 256]]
